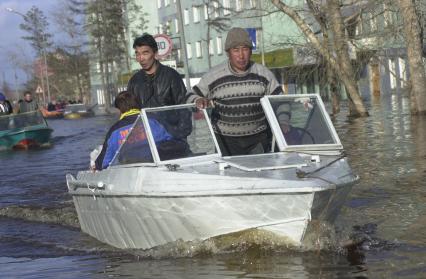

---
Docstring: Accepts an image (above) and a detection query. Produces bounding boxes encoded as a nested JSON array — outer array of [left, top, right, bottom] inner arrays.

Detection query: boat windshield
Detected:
[[110, 104, 219, 166], [0, 111, 46, 131], [65, 104, 87, 112], [261, 94, 342, 151]]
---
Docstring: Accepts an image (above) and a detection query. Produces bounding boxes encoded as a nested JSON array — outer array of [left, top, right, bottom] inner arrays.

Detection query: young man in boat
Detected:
[[186, 27, 283, 156], [127, 33, 187, 108], [18, 91, 39, 113]]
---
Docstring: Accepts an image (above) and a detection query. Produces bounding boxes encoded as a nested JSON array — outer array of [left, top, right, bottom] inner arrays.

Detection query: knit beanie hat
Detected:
[[225, 28, 253, 51], [276, 103, 291, 124]]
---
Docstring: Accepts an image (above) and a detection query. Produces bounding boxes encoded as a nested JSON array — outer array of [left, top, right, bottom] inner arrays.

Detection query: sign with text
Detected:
[[154, 34, 173, 59]]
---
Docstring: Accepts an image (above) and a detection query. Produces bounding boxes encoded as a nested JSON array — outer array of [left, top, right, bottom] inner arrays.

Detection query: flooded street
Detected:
[[1, 95, 426, 278]]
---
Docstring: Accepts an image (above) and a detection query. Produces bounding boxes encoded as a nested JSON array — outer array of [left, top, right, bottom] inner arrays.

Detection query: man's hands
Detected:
[[195, 97, 213, 109]]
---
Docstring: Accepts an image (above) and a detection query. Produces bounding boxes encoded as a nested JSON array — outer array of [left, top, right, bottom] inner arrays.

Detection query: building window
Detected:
[[213, 2, 219, 18], [223, 0, 231, 15], [236, 0, 243, 12], [383, 3, 393, 27], [193, 6, 200, 23], [209, 39, 214, 56], [166, 20, 171, 35], [184, 9, 190, 25], [196, 41, 202, 58], [204, 4, 209, 20], [249, 0, 257, 9], [164, 0, 170, 6], [97, 89, 105, 105], [369, 12, 377, 32], [187, 43, 192, 59], [177, 49, 182, 61], [216, 36, 223, 55], [157, 0, 162, 8], [174, 18, 179, 33]]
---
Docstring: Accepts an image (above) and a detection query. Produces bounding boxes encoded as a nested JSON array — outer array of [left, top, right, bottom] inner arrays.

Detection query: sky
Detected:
[[0, 0, 60, 91]]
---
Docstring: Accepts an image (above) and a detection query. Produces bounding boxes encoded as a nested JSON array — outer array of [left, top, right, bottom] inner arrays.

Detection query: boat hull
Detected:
[[67, 158, 356, 250], [0, 126, 53, 149]]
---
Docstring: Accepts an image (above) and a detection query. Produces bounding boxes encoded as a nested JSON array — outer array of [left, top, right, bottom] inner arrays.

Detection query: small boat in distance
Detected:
[[66, 94, 358, 250], [40, 107, 64, 119], [0, 111, 53, 150], [63, 104, 95, 119]]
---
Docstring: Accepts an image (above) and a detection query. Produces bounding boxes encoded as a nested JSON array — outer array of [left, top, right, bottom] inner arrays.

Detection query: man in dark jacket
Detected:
[[127, 33, 187, 108]]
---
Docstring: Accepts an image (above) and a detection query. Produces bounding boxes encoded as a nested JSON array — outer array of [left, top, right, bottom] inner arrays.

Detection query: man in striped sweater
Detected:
[[186, 27, 283, 156]]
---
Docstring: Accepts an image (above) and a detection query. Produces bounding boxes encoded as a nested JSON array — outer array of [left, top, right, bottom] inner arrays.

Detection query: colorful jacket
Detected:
[[95, 111, 173, 170]]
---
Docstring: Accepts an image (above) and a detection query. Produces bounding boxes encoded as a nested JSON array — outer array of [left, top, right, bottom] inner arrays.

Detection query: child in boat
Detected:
[[95, 91, 173, 170]]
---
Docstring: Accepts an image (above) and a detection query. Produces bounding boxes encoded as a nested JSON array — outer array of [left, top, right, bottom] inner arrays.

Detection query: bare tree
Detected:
[[396, 0, 426, 114], [51, 0, 90, 103], [19, 6, 53, 104], [271, 0, 368, 117]]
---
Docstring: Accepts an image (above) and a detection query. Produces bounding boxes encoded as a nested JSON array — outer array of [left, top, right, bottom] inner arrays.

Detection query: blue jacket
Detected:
[[95, 114, 173, 170]]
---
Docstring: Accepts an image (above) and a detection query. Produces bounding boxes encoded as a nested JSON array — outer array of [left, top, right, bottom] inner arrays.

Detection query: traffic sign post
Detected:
[[154, 34, 173, 59]]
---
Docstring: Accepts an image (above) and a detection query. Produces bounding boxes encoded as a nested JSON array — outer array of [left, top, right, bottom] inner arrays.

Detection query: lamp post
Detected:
[[6, 7, 51, 104]]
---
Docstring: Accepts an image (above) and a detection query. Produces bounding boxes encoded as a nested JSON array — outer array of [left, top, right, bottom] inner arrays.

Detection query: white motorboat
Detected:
[[66, 94, 358, 250]]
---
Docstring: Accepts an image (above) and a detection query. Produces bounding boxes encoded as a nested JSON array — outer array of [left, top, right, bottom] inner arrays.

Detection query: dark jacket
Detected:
[[19, 100, 38, 113], [0, 100, 13, 115], [127, 62, 187, 108]]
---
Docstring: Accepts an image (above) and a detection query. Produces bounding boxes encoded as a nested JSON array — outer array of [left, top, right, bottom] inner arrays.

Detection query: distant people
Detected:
[[47, 101, 57, 112], [95, 91, 174, 170], [18, 91, 39, 113], [186, 27, 283, 156], [127, 33, 187, 108], [0, 92, 13, 115]]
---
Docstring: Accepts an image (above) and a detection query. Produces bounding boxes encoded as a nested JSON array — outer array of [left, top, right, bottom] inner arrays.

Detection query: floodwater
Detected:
[[1, 95, 426, 278]]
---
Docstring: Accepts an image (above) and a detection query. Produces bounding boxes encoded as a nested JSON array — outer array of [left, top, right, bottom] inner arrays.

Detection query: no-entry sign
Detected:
[[154, 34, 172, 59]]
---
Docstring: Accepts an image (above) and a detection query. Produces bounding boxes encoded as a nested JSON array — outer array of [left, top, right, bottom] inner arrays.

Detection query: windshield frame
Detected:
[[261, 94, 343, 152], [142, 103, 222, 164], [108, 103, 222, 168]]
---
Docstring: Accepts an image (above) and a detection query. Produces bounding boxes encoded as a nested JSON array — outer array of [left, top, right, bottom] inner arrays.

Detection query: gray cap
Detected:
[[225, 27, 253, 51]]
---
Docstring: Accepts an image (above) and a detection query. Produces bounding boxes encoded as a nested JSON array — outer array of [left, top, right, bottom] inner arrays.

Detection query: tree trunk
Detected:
[[327, 0, 367, 117], [270, 0, 368, 117], [396, 0, 426, 114]]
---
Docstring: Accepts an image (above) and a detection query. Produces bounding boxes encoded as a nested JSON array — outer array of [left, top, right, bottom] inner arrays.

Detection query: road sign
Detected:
[[246, 28, 257, 51], [154, 34, 173, 59], [35, 85, 43, 94]]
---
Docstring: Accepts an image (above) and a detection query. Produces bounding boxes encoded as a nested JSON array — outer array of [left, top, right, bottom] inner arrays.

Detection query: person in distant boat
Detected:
[[186, 27, 283, 156], [18, 91, 39, 113], [0, 92, 13, 115], [95, 91, 174, 170]]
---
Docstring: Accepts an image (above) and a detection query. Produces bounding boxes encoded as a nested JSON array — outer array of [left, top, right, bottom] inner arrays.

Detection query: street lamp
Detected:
[[5, 7, 51, 104]]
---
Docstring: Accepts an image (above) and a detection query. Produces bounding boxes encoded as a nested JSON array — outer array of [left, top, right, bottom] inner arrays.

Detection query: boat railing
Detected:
[[0, 110, 46, 131]]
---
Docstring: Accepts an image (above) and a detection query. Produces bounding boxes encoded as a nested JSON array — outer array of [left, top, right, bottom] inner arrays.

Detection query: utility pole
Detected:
[[175, 0, 191, 91]]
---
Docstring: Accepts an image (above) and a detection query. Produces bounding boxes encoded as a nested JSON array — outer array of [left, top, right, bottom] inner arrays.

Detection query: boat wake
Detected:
[[0, 205, 79, 228], [0, 206, 399, 260]]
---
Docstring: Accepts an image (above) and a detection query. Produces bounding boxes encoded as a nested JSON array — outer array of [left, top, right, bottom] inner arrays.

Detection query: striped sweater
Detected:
[[188, 61, 282, 136]]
